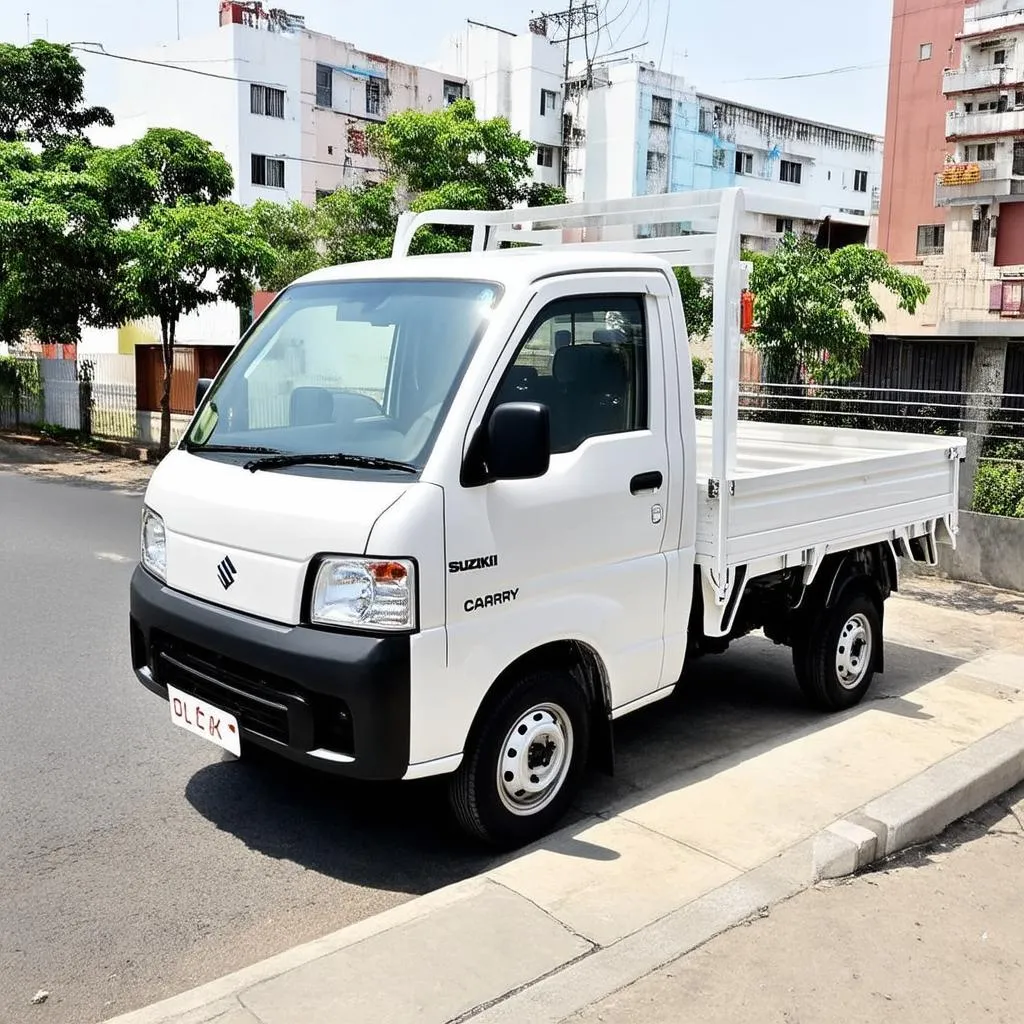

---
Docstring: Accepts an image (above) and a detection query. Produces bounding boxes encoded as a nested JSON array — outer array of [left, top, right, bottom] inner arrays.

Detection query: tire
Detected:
[[793, 589, 882, 712], [448, 669, 591, 848]]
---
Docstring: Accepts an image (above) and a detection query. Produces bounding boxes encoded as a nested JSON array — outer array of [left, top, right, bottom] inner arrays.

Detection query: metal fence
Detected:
[[695, 381, 1024, 444], [0, 355, 140, 441]]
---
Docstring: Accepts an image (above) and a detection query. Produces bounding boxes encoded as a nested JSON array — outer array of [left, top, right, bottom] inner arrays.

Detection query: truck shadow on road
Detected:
[[182, 634, 964, 891]]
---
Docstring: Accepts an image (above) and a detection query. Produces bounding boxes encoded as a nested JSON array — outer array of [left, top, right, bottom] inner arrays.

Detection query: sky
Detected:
[[1, 0, 895, 134]]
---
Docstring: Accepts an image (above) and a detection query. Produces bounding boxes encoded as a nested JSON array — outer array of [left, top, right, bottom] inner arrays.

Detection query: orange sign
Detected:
[[941, 163, 982, 186]]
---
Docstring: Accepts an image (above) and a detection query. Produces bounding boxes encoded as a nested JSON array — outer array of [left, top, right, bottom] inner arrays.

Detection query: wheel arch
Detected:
[[469, 639, 615, 776]]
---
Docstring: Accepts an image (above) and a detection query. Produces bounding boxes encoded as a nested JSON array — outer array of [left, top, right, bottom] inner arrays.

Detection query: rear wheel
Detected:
[[793, 589, 882, 712], [448, 669, 590, 847]]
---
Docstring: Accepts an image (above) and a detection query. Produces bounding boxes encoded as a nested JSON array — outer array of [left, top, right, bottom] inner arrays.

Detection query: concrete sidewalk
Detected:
[[102, 580, 1024, 1024], [561, 782, 1024, 1024]]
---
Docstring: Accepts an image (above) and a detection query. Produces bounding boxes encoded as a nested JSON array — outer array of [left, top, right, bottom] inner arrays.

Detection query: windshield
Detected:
[[184, 278, 502, 471]]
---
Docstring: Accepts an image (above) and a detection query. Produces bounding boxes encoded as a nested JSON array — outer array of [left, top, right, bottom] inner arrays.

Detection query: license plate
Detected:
[[167, 685, 241, 757]]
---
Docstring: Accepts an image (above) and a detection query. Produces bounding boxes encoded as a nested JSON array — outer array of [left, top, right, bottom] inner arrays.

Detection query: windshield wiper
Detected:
[[184, 443, 284, 455], [243, 452, 418, 474]]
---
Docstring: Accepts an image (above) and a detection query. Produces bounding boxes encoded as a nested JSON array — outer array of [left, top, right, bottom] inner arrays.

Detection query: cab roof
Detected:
[[292, 249, 674, 292]]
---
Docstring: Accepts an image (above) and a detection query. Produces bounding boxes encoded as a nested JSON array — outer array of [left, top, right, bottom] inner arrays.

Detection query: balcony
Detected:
[[943, 64, 1023, 93], [934, 161, 1024, 203], [963, 0, 1024, 37], [946, 107, 1024, 138]]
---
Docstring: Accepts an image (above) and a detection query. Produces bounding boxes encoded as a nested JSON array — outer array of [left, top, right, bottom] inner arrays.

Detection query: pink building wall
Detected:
[[878, 0, 965, 263]]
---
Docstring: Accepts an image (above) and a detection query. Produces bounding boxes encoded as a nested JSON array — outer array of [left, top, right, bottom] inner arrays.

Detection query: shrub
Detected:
[[972, 461, 1024, 517]]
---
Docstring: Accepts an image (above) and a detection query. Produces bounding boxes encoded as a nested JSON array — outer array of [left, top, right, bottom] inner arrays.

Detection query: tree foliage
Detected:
[[368, 99, 554, 210], [673, 266, 713, 340], [0, 41, 113, 146], [746, 236, 929, 384], [117, 202, 276, 454], [0, 141, 128, 344]]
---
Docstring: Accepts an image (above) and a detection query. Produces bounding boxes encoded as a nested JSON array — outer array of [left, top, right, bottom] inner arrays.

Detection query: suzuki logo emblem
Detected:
[[217, 556, 237, 590]]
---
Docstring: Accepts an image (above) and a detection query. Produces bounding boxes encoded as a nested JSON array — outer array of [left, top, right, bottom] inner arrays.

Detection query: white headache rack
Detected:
[[392, 188, 828, 607]]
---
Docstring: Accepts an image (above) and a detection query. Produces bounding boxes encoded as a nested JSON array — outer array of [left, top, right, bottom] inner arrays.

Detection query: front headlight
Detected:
[[311, 557, 416, 631], [141, 508, 167, 581]]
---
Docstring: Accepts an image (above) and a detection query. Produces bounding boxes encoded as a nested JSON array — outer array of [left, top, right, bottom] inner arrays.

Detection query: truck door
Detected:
[[444, 274, 674, 716]]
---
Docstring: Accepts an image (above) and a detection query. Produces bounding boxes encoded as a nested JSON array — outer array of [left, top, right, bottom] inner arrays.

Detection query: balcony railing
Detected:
[[963, 0, 1024, 36], [946, 107, 1024, 137], [943, 64, 1022, 93], [935, 163, 1024, 203]]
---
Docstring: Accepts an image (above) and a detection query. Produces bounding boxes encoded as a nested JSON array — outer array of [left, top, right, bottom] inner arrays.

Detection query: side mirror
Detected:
[[195, 377, 214, 409], [487, 402, 550, 481]]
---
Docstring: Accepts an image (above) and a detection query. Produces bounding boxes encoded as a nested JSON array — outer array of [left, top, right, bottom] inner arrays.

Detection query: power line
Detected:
[[656, 0, 671, 70], [70, 43, 277, 87], [723, 60, 887, 84]]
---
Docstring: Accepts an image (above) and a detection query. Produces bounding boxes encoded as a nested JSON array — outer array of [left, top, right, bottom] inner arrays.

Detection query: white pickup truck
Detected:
[[130, 189, 965, 846]]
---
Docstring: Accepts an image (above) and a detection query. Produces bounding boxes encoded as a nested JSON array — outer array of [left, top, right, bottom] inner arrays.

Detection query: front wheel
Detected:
[[448, 669, 591, 847], [793, 590, 882, 712]]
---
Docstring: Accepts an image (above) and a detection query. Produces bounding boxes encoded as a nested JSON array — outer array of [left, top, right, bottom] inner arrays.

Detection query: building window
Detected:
[[965, 143, 997, 160], [920, 42, 932, 61], [916, 224, 945, 255], [977, 100, 999, 111], [443, 80, 463, 106], [250, 84, 285, 118], [712, 147, 727, 168], [251, 154, 285, 188], [316, 64, 333, 108], [650, 95, 672, 125], [972, 206, 991, 253], [735, 151, 753, 175], [366, 79, 382, 115], [776, 217, 794, 235], [540, 88, 558, 115], [537, 145, 554, 168], [780, 160, 802, 184], [496, 294, 649, 454], [854, 169, 868, 192], [646, 151, 666, 174], [964, 102, 974, 113], [994, 48, 1007, 65]]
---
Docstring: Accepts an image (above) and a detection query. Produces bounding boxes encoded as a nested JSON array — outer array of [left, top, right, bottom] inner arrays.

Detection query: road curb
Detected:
[[98, 718, 1024, 1024], [0, 429, 156, 463]]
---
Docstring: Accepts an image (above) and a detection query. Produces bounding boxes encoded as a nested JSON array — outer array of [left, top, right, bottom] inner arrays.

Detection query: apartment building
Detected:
[[564, 62, 883, 251], [95, 1, 466, 206], [878, 0, 1024, 341]]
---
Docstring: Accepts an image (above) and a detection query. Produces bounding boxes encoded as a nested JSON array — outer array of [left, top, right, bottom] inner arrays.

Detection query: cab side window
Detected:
[[494, 295, 648, 454]]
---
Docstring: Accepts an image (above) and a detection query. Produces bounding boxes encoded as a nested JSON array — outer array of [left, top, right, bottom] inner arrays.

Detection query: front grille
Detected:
[[152, 633, 305, 746]]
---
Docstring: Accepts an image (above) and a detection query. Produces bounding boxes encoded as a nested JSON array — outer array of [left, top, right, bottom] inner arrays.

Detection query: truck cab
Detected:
[[130, 190, 963, 846]]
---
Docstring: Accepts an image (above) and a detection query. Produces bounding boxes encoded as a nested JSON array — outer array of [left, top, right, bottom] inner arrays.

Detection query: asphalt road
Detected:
[[0, 462, 967, 1024]]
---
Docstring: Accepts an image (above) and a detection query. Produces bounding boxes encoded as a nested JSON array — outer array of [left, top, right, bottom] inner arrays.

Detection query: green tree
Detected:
[[317, 180, 399, 265], [116, 202, 276, 455], [746, 236, 929, 384], [0, 41, 113, 146], [368, 99, 554, 209], [103, 127, 235, 216], [250, 199, 325, 291], [673, 266, 713, 339], [0, 141, 127, 346]]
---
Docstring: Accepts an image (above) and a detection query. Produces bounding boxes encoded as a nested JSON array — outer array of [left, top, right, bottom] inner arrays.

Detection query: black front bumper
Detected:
[[129, 566, 411, 780]]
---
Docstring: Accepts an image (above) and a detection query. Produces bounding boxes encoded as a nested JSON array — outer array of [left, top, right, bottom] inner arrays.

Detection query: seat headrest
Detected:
[[553, 344, 627, 390]]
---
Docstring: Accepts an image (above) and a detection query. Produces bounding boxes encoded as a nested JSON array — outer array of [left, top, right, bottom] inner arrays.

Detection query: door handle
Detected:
[[630, 471, 663, 495]]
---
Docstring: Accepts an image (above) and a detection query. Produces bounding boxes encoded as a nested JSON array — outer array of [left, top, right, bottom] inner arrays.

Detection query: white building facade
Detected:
[[565, 62, 884, 250], [96, 1, 466, 207]]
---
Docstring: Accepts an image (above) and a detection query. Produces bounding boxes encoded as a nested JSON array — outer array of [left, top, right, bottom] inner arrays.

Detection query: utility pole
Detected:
[[536, 1, 599, 189]]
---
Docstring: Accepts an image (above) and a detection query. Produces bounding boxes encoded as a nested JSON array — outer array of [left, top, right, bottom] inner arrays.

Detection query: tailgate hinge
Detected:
[[707, 478, 735, 499]]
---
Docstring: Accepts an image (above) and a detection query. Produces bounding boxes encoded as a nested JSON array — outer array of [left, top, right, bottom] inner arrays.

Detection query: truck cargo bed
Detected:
[[694, 419, 962, 571]]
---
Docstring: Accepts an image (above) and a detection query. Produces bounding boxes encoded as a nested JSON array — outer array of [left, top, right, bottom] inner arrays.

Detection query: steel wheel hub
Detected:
[[835, 613, 872, 690], [497, 703, 573, 816]]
